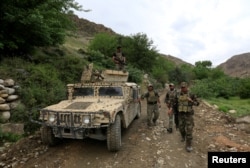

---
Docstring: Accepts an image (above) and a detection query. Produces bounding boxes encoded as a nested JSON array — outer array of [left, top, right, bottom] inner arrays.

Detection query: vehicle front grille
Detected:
[[58, 113, 87, 126], [41, 110, 110, 128]]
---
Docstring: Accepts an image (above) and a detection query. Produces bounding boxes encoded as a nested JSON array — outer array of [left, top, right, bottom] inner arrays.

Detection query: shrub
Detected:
[[127, 65, 143, 84], [238, 78, 250, 99]]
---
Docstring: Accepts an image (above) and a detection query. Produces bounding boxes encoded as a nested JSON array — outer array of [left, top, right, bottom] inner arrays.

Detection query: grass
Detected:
[[0, 131, 23, 144], [205, 97, 250, 117], [63, 36, 91, 51]]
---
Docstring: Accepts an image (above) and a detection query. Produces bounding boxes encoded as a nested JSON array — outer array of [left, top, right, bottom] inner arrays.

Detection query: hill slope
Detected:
[[218, 53, 250, 78], [71, 15, 190, 66], [72, 15, 250, 74]]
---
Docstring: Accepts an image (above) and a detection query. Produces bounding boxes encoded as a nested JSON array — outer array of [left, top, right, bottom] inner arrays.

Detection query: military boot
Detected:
[[147, 122, 153, 127], [186, 140, 193, 152], [175, 124, 179, 130], [181, 133, 185, 142], [152, 119, 157, 126], [167, 128, 173, 133], [147, 119, 153, 127]]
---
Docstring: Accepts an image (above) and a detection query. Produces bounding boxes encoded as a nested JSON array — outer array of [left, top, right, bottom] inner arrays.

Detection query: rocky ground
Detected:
[[0, 90, 249, 168]]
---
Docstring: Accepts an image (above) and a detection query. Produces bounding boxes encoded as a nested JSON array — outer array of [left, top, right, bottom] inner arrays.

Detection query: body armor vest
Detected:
[[168, 90, 176, 104], [147, 91, 158, 103], [178, 93, 192, 112]]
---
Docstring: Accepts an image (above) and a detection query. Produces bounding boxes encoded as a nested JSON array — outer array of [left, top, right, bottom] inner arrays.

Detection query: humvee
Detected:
[[32, 66, 141, 152]]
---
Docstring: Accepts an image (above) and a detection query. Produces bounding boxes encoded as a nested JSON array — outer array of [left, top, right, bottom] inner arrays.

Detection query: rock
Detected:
[[213, 104, 218, 109], [3, 79, 15, 87], [0, 104, 10, 111], [228, 110, 236, 114], [0, 79, 4, 84], [0, 84, 4, 90], [0, 111, 11, 121], [0, 97, 5, 104], [208, 144, 216, 149], [6, 88, 15, 95], [0, 89, 8, 94], [236, 123, 250, 133], [6, 95, 19, 102], [0, 94, 8, 98], [236, 115, 250, 124]]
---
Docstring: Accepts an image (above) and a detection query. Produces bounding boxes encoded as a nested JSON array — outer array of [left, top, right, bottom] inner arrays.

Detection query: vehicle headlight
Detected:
[[83, 115, 90, 124], [48, 114, 56, 122]]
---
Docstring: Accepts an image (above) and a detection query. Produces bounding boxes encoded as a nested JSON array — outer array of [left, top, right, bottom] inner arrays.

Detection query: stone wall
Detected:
[[0, 78, 24, 135]]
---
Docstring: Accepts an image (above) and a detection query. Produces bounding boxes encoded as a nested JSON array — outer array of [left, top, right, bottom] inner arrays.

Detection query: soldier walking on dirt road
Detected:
[[176, 82, 199, 152], [165, 83, 178, 133], [141, 84, 161, 127]]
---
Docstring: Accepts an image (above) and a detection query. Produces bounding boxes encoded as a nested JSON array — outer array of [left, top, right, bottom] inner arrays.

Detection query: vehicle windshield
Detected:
[[99, 87, 123, 96], [73, 87, 94, 96]]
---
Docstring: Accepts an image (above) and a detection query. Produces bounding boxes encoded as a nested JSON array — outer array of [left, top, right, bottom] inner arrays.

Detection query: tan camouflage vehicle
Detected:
[[33, 65, 141, 152]]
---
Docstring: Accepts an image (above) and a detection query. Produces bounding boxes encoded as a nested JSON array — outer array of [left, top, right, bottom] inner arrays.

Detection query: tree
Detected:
[[87, 32, 159, 73], [193, 60, 212, 79], [0, 0, 82, 57], [124, 33, 158, 72], [168, 67, 187, 84], [238, 78, 250, 99], [151, 56, 175, 85]]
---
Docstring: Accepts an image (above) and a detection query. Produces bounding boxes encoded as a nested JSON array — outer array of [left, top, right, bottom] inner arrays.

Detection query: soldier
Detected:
[[165, 83, 178, 133], [177, 82, 199, 152], [141, 84, 161, 127], [112, 46, 126, 71]]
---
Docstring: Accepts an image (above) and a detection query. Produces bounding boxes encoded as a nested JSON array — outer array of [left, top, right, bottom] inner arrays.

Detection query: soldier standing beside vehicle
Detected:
[[165, 83, 178, 133], [177, 82, 199, 152], [112, 46, 126, 71], [141, 84, 161, 127]]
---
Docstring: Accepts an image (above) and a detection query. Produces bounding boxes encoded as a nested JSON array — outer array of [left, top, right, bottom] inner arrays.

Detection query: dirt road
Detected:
[[1, 90, 250, 168]]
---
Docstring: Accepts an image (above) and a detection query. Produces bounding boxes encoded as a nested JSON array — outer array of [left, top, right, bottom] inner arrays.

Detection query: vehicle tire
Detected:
[[135, 103, 141, 119], [107, 114, 121, 152], [41, 126, 58, 146]]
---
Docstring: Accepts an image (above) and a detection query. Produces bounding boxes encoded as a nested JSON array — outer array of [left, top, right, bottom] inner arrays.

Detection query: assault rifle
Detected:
[[114, 57, 126, 65]]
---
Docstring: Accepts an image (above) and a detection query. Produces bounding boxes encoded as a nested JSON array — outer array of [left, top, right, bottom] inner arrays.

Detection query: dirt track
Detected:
[[1, 90, 250, 168]]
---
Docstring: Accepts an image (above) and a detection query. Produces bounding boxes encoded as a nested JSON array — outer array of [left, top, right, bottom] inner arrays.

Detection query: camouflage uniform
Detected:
[[141, 85, 160, 126], [177, 82, 199, 152], [165, 84, 178, 132]]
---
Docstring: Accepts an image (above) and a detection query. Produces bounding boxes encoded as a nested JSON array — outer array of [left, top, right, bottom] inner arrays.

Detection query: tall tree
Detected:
[[193, 60, 212, 79], [125, 33, 158, 72]]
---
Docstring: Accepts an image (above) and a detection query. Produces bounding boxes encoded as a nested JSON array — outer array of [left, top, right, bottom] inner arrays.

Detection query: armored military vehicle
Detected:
[[33, 64, 141, 152]]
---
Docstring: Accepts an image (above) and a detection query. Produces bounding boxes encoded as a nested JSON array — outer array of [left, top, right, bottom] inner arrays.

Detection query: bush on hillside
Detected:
[[238, 78, 250, 99]]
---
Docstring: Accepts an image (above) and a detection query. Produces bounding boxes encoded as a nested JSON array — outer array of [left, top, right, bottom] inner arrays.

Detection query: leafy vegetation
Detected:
[[0, 128, 23, 143], [0, 1, 250, 139], [205, 97, 250, 117], [0, 0, 82, 57]]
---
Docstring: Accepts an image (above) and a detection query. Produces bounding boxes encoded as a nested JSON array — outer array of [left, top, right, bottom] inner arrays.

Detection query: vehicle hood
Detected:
[[42, 98, 125, 112]]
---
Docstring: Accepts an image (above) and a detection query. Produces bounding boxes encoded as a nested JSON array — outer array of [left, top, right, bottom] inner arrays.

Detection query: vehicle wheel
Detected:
[[135, 103, 141, 119], [107, 114, 121, 152], [41, 126, 58, 146]]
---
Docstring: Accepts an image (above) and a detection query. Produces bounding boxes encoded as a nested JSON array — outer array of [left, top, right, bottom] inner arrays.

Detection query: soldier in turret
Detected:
[[112, 46, 126, 71]]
